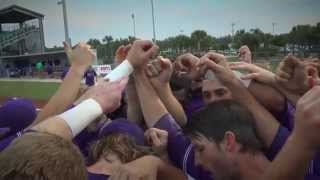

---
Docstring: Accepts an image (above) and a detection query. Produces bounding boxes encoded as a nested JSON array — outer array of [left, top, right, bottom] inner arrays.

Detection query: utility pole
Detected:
[[150, 0, 156, 42], [131, 13, 136, 37], [58, 0, 71, 46], [272, 22, 277, 35]]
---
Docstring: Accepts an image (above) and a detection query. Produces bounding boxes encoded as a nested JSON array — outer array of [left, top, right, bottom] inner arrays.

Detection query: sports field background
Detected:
[[0, 59, 281, 103], [0, 81, 60, 101]]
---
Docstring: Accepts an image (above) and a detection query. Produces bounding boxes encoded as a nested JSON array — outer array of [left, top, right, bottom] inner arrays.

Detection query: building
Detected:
[[0, 5, 68, 77]]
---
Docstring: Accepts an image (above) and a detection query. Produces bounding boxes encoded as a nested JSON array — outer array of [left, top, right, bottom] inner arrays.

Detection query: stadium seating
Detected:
[[0, 26, 39, 49]]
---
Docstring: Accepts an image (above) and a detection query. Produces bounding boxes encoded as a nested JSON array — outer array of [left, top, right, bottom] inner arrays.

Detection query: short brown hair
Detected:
[[0, 132, 87, 180], [89, 133, 152, 164]]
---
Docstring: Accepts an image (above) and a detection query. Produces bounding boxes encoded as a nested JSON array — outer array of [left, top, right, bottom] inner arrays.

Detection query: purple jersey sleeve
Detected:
[[265, 126, 291, 161], [275, 101, 295, 132], [0, 131, 24, 152], [266, 126, 320, 177], [88, 172, 109, 180], [154, 114, 213, 180], [183, 95, 204, 122]]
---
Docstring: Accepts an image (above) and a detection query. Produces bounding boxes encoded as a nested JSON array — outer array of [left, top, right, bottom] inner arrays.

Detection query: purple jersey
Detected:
[[84, 69, 97, 86], [266, 126, 320, 178], [61, 67, 69, 80], [88, 172, 109, 180], [275, 101, 295, 132], [0, 131, 24, 152], [154, 114, 213, 180], [184, 95, 205, 122]]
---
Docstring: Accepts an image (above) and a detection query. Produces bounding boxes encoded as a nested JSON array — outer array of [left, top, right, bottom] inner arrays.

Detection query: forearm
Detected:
[[134, 71, 168, 128], [261, 133, 316, 180], [248, 81, 286, 115], [274, 83, 301, 106], [31, 98, 103, 140], [126, 77, 143, 124], [225, 78, 279, 148], [155, 83, 187, 127], [31, 66, 84, 127], [31, 117, 73, 140]]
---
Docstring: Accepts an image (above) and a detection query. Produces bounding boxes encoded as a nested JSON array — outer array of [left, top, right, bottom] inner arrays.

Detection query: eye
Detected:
[[214, 88, 226, 97], [194, 145, 204, 153]]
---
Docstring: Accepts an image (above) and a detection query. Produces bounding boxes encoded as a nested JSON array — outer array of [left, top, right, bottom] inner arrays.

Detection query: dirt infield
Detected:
[[0, 96, 47, 109]]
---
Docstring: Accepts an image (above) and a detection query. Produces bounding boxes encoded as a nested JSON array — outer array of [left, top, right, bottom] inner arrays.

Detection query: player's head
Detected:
[[0, 98, 36, 136], [202, 79, 232, 105], [0, 132, 87, 180], [89, 119, 152, 164], [184, 100, 262, 180]]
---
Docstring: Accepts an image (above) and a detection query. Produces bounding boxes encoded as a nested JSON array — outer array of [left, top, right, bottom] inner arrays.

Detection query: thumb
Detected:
[[159, 58, 172, 70]]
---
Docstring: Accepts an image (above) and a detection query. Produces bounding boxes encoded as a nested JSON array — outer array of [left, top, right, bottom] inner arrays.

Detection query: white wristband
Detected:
[[58, 98, 103, 137], [104, 60, 133, 81]]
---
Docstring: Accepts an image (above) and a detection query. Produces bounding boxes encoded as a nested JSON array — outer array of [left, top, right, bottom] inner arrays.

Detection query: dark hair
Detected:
[[183, 100, 262, 153], [0, 132, 87, 180]]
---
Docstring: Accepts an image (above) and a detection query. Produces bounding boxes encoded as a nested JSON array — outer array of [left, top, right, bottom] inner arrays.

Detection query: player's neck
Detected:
[[238, 151, 270, 180], [87, 158, 114, 175]]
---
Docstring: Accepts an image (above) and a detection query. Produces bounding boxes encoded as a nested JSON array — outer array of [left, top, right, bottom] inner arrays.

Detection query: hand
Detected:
[[115, 44, 132, 64], [110, 156, 159, 180], [64, 42, 95, 72], [276, 54, 319, 94], [174, 53, 201, 81], [78, 77, 128, 112], [145, 57, 173, 88], [238, 45, 252, 64], [127, 40, 159, 68], [229, 62, 276, 85], [198, 52, 236, 84], [145, 128, 168, 156], [294, 86, 320, 150]]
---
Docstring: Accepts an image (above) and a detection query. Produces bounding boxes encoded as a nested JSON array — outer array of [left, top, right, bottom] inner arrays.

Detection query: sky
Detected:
[[0, 0, 319, 48]]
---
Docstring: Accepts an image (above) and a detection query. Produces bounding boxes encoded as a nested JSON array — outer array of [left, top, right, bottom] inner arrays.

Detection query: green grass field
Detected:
[[0, 81, 60, 100]]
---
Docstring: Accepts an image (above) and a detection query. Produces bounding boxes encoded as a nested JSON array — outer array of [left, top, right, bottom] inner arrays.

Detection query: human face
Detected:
[[202, 79, 232, 105], [191, 134, 240, 180]]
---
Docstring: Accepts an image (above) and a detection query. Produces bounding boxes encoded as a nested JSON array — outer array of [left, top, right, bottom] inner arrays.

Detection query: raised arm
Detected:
[[134, 67, 168, 128], [198, 52, 279, 148], [229, 61, 286, 115], [30, 42, 94, 127], [145, 57, 187, 126], [274, 55, 320, 106], [31, 78, 128, 140], [262, 86, 320, 180]]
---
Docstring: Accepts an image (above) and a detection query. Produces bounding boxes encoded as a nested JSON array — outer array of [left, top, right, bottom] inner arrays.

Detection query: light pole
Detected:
[[57, 0, 71, 46], [231, 22, 236, 48], [150, 0, 156, 42], [131, 13, 136, 37], [272, 22, 277, 35]]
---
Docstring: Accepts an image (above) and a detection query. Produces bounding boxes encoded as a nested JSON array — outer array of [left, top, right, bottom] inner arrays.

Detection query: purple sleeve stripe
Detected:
[[265, 126, 290, 161]]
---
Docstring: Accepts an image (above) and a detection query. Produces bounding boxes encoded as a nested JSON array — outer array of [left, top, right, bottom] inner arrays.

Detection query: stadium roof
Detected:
[[0, 5, 44, 24]]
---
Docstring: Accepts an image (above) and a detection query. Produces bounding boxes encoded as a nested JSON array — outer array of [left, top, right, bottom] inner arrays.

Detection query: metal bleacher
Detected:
[[0, 26, 39, 49]]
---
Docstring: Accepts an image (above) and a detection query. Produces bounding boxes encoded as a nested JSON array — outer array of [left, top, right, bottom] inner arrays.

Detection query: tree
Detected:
[[191, 30, 208, 51], [102, 35, 113, 44], [87, 38, 101, 49]]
